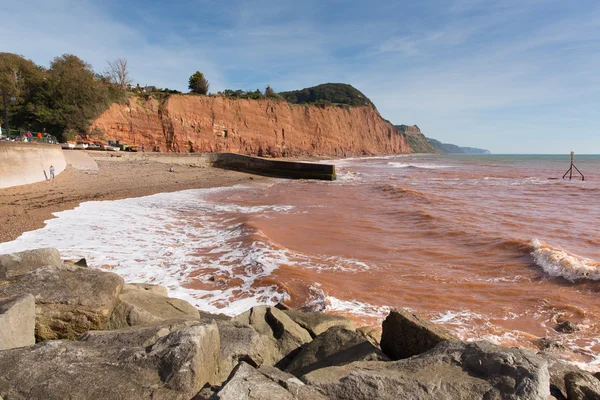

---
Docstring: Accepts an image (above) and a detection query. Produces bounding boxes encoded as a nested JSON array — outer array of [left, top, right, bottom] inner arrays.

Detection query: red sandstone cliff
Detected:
[[89, 95, 411, 157]]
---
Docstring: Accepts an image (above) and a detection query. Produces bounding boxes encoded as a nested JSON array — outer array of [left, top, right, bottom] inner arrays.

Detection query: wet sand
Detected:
[[0, 154, 263, 243]]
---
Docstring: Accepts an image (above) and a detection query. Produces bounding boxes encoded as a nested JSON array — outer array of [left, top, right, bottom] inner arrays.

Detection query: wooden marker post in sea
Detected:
[[562, 151, 584, 181]]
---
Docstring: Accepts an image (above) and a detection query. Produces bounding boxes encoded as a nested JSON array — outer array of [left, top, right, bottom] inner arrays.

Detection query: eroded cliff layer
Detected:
[[90, 95, 411, 157]]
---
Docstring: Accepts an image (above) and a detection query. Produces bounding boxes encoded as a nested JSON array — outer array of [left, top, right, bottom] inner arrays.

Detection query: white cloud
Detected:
[[2, 0, 599, 152]]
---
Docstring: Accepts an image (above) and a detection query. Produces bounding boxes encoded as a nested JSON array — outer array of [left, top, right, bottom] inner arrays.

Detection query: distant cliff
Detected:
[[89, 95, 411, 157], [427, 138, 490, 154], [394, 125, 490, 155], [394, 125, 438, 154]]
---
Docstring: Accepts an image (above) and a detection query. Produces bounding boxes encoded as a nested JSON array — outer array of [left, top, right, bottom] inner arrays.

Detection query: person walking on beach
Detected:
[[49, 165, 55, 182], [141, 143, 145, 153]]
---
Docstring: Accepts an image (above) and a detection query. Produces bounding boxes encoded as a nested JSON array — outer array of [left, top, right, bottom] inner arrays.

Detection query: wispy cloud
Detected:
[[2, 0, 599, 152]]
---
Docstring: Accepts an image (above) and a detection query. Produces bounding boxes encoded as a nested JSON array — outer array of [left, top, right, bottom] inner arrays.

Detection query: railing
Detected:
[[0, 129, 58, 144]]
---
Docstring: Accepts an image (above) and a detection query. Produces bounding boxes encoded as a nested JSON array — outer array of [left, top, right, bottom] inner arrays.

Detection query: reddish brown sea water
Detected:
[[2, 154, 599, 367], [204, 154, 600, 366]]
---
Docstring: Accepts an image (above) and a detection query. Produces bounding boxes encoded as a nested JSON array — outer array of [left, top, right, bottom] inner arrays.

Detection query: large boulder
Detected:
[[109, 285, 200, 329], [232, 306, 312, 368], [215, 362, 296, 400], [0, 264, 124, 341], [380, 308, 457, 360], [0, 248, 62, 278], [302, 340, 551, 400], [215, 320, 267, 383], [79, 319, 198, 347], [282, 309, 355, 338], [285, 326, 388, 377], [540, 352, 600, 399], [565, 371, 600, 400], [0, 294, 35, 350], [356, 325, 381, 347], [123, 282, 169, 296], [214, 362, 328, 400], [0, 321, 220, 400]]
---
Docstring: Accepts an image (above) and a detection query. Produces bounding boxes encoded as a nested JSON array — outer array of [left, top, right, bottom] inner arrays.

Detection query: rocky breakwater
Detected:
[[89, 95, 411, 157], [0, 248, 598, 399]]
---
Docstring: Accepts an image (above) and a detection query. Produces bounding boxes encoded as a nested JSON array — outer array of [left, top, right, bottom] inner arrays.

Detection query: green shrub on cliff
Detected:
[[279, 83, 375, 108]]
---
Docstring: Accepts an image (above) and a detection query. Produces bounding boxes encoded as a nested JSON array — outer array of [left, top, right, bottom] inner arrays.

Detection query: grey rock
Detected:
[[109, 286, 199, 329], [356, 325, 381, 347], [285, 326, 389, 377], [257, 366, 328, 400], [232, 306, 312, 368], [565, 371, 600, 400], [533, 337, 566, 352], [0, 294, 35, 350], [216, 362, 296, 400], [215, 320, 266, 383], [200, 311, 231, 321], [216, 362, 327, 400], [554, 320, 579, 333], [79, 319, 198, 347], [541, 353, 592, 399], [123, 282, 169, 296], [0, 264, 123, 341], [302, 340, 550, 400], [0, 321, 220, 400], [0, 248, 62, 278], [283, 309, 355, 338], [380, 308, 457, 360]]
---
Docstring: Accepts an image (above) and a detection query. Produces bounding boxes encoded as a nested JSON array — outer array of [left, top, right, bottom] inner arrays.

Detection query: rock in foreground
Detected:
[[285, 326, 388, 377], [0, 321, 220, 400], [0, 248, 62, 278], [303, 340, 550, 400], [0, 294, 36, 350], [0, 264, 124, 341], [380, 308, 457, 360], [109, 283, 200, 329]]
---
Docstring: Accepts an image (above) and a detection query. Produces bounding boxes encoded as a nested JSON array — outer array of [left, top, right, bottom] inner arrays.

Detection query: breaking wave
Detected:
[[530, 239, 600, 282], [387, 162, 453, 169]]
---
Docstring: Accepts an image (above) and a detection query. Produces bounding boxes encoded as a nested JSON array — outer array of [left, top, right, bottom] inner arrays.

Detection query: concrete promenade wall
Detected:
[[0, 143, 67, 189]]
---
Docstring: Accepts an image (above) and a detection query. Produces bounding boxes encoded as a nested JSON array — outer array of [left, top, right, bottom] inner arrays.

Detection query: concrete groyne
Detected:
[[89, 151, 336, 180], [210, 153, 336, 180], [0, 143, 67, 189]]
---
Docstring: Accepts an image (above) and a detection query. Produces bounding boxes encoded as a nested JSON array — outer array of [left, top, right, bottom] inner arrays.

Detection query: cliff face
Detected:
[[90, 95, 410, 157], [395, 125, 438, 154]]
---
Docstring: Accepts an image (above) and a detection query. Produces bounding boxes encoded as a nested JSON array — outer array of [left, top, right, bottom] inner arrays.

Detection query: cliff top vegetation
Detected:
[[279, 83, 376, 108]]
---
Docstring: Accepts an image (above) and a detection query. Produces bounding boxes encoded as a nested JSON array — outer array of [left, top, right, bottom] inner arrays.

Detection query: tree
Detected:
[[105, 58, 131, 90], [265, 85, 284, 100], [188, 71, 209, 95], [38, 54, 111, 138], [0, 53, 43, 132]]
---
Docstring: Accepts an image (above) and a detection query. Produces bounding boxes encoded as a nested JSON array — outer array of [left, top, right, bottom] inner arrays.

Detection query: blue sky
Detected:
[[2, 0, 599, 153]]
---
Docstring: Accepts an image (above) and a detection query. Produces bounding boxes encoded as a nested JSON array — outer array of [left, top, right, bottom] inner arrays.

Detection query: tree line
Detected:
[[0, 53, 131, 141], [1, 51, 373, 142]]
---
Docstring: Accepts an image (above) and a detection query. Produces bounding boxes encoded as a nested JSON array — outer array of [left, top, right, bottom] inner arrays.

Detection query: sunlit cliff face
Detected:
[[89, 95, 411, 156]]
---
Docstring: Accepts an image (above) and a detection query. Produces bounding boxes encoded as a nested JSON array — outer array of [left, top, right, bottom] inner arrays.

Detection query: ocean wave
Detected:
[[530, 239, 600, 282], [387, 162, 453, 169]]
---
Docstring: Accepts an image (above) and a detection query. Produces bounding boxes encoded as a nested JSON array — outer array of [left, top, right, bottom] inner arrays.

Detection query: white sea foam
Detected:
[[387, 162, 453, 169], [0, 186, 299, 316], [530, 239, 600, 282], [0, 185, 376, 316], [325, 295, 390, 319]]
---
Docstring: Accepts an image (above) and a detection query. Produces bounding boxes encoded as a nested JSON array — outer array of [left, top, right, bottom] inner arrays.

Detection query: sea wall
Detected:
[[89, 95, 411, 157], [0, 143, 66, 189]]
